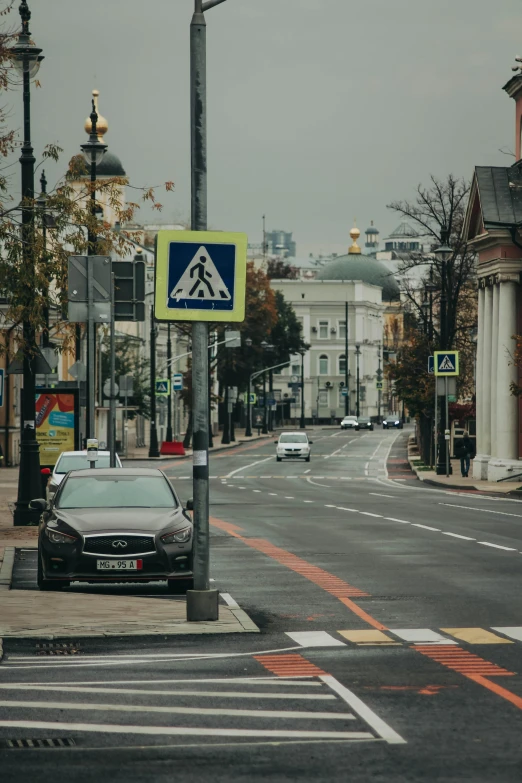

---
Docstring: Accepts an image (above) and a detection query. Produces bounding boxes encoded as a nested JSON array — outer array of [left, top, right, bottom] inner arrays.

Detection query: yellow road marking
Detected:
[[441, 628, 514, 645], [338, 630, 399, 645]]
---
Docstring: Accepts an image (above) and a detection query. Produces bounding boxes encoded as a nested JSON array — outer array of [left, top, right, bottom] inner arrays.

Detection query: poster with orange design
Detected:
[[35, 389, 79, 467]]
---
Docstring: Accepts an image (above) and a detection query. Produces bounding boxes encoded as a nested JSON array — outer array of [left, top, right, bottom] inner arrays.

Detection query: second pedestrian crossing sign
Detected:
[[434, 351, 459, 376], [154, 230, 248, 322]]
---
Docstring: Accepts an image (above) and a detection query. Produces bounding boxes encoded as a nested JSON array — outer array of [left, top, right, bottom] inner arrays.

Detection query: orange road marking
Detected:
[[467, 675, 522, 710], [254, 654, 327, 677]]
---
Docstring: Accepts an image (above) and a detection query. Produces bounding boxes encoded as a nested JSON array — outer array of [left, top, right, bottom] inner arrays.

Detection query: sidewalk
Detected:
[[408, 455, 522, 497]]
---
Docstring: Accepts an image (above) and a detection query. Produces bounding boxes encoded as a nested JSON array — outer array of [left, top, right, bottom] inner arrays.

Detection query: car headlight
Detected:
[[161, 527, 192, 544], [45, 528, 77, 545]]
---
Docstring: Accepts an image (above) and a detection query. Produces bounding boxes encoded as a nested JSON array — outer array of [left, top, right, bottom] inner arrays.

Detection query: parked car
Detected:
[[276, 432, 313, 462], [32, 468, 193, 593], [340, 416, 358, 430], [383, 418, 403, 429], [355, 417, 374, 431], [48, 450, 122, 496]]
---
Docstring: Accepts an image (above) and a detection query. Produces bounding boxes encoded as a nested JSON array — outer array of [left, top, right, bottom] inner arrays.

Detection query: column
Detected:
[[496, 278, 519, 461], [482, 284, 493, 457], [475, 286, 485, 455], [490, 282, 499, 457]]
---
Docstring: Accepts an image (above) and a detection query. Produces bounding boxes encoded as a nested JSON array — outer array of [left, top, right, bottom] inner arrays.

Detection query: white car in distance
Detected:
[[48, 450, 123, 495], [340, 416, 358, 430], [276, 432, 312, 462]]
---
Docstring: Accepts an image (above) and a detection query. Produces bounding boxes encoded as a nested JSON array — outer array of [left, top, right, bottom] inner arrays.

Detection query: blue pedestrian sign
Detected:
[[428, 355, 434, 374], [434, 351, 459, 377], [0, 368, 3, 407], [173, 373, 183, 391], [154, 230, 247, 323], [155, 379, 170, 396]]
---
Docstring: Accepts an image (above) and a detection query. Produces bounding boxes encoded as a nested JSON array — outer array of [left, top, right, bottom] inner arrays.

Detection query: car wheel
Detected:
[[276, 456, 282, 462], [167, 578, 194, 594], [305, 455, 311, 462]]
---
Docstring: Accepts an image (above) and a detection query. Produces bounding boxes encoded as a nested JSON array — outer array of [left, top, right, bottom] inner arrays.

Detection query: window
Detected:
[[291, 363, 301, 376], [339, 389, 347, 406], [338, 354, 346, 374], [339, 320, 346, 339], [319, 355, 328, 375], [318, 390, 329, 406], [318, 320, 328, 339]]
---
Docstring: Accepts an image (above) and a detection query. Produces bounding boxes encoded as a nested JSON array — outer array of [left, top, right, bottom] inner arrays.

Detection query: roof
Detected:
[[387, 221, 420, 238], [68, 468, 165, 477], [474, 164, 522, 228], [74, 151, 126, 178], [365, 226, 379, 235], [315, 253, 400, 302]]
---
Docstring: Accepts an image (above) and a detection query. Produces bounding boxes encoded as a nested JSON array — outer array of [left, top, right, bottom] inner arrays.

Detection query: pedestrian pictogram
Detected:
[[170, 246, 231, 302], [154, 230, 248, 323], [434, 351, 459, 376], [155, 379, 170, 396]]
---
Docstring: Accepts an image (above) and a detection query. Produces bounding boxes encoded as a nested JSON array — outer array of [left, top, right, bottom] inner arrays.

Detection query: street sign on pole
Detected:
[[103, 379, 119, 399], [428, 355, 434, 374], [173, 373, 184, 391], [376, 381, 383, 390], [341, 388, 348, 396], [154, 230, 248, 323], [113, 257, 146, 322], [67, 255, 111, 323], [434, 351, 459, 376], [156, 379, 170, 396]]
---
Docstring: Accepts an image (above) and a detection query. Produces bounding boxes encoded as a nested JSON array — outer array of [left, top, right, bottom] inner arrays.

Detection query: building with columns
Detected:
[[463, 68, 522, 481]]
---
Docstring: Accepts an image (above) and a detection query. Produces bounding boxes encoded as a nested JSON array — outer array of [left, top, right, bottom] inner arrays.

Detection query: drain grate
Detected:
[[35, 642, 81, 656], [5, 738, 76, 749]]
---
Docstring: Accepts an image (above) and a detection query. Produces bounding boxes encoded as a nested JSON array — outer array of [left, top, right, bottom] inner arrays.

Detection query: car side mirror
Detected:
[[185, 498, 194, 511], [309, 441, 314, 444], [274, 440, 278, 443], [29, 498, 50, 512]]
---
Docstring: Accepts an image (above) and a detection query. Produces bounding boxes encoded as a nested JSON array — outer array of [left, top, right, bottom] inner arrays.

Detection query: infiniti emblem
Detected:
[[112, 540, 128, 549]]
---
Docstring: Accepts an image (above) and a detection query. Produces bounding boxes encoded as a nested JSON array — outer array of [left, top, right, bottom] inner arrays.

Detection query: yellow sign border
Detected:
[[154, 230, 247, 322], [434, 351, 459, 376]]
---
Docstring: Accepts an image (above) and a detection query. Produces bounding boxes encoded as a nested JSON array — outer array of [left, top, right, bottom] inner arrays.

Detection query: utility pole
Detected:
[[262, 371, 268, 434], [355, 343, 361, 418], [187, 0, 227, 622], [344, 301, 349, 417], [299, 351, 305, 429], [108, 272, 116, 467], [148, 305, 159, 458], [166, 323, 173, 442], [376, 342, 382, 423], [435, 229, 452, 475]]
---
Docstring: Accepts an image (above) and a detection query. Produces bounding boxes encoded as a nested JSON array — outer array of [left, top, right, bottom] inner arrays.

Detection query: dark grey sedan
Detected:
[[31, 468, 193, 593]]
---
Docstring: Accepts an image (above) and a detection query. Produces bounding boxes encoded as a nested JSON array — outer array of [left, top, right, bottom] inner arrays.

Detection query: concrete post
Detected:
[[482, 284, 493, 457], [496, 278, 519, 461], [490, 282, 499, 457]]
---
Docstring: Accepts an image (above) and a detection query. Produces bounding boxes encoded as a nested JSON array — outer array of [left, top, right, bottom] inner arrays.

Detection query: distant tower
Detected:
[[365, 220, 380, 254], [69, 89, 128, 228], [348, 220, 361, 255]]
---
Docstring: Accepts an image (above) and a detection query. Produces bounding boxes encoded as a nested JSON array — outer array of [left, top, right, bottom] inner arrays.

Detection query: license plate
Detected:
[[96, 559, 143, 570]]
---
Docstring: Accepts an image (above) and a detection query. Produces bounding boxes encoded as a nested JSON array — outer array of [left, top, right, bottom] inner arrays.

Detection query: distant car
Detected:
[[340, 416, 358, 430], [276, 432, 313, 462], [48, 450, 123, 496], [355, 417, 374, 431], [32, 468, 193, 593], [383, 418, 403, 429]]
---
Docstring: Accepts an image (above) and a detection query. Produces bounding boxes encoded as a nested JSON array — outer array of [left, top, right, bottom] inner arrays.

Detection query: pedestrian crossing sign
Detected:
[[434, 351, 459, 376], [154, 230, 248, 322], [155, 379, 170, 396]]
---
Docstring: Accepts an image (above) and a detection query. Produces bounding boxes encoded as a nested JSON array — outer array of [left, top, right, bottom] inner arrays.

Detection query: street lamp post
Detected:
[[355, 343, 361, 418], [376, 342, 382, 423], [244, 337, 253, 436], [299, 350, 305, 429], [434, 229, 452, 476], [148, 306, 160, 458], [13, 0, 44, 526], [80, 100, 107, 441], [344, 301, 349, 417]]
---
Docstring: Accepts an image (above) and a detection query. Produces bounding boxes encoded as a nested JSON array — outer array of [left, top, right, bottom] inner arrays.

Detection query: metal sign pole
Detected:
[[187, 0, 219, 622], [109, 272, 116, 467], [445, 376, 450, 477], [434, 378, 437, 470], [87, 260, 95, 440]]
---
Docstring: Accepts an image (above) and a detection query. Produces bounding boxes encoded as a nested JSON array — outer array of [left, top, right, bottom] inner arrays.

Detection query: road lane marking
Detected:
[[0, 684, 335, 699], [477, 542, 517, 551], [443, 532, 476, 541], [0, 699, 355, 721], [412, 524, 440, 531], [285, 496, 295, 499], [285, 632, 345, 647], [0, 678, 324, 687], [225, 456, 273, 479], [269, 493, 278, 496], [492, 627, 522, 642], [338, 630, 398, 645], [441, 628, 514, 645], [304, 469, 311, 474], [359, 512, 382, 518], [0, 720, 372, 740], [390, 629, 456, 645], [441, 503, 522, 519], [307, 477, 331, 488], [320, 676, 406, 745], [384, 517, 410, 524], [369, 493, 397, 498], [303, 500, 314, 503]]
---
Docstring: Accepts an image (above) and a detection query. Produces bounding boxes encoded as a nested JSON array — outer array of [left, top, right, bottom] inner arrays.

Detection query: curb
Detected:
[[230, 607, 260, 633], [0, 546, 14, 590], [409, 460, 522, 499], [123, 435, 273, 462]]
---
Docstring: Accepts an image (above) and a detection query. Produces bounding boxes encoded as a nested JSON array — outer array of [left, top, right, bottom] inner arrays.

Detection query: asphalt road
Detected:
[[2, 425, 522, 782]]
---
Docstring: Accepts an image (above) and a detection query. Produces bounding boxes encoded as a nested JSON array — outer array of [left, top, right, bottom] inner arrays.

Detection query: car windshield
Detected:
[[57, 475, 177, 509], [279, 433, 308, 443], [343, 417, 356, 421], [55, 455, 114, 474], [358, 418, 370, 423]]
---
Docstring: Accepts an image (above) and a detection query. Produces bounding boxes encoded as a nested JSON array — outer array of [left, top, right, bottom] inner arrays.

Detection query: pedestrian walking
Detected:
[[455, 430, 475, 477]]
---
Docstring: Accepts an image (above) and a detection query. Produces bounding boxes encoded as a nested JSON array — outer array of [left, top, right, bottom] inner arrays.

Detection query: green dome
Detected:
[[316, 253, 400, 302]]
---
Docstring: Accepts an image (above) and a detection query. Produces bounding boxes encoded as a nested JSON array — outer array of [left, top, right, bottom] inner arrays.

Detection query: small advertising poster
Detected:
[[35, 389, 79, 467]]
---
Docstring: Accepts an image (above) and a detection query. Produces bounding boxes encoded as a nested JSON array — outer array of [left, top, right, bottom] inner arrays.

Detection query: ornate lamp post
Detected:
[[12, 0, 45, 526], [355, 343, 361, 418]]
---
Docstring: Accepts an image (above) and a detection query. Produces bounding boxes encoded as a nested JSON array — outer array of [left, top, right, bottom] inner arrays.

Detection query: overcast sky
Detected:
[[7, 0, 522, 256]]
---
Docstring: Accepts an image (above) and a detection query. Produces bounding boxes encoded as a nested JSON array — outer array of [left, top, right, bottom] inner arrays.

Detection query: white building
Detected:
[[270, 227, 400, 421]]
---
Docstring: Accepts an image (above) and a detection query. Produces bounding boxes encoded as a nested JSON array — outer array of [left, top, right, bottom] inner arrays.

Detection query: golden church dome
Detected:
[[84, 89, 108, 141]]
